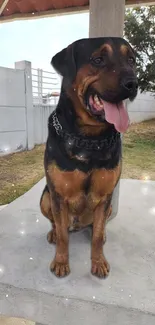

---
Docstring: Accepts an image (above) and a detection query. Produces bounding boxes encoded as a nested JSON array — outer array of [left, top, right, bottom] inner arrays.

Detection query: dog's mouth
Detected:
[[85, 89, 129, 133]]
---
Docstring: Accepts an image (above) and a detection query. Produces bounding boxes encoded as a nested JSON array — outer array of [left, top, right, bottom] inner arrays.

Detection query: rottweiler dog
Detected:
[[40, 37, 138, 278]]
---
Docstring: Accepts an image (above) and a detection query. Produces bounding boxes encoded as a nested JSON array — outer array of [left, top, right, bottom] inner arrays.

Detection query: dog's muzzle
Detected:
[[121, 77, 138, 98]]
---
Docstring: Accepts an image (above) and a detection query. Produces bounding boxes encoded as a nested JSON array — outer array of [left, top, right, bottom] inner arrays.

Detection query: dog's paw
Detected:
[[50, 259, 70, 277], [91, 257, 110, 278], [47, 230, 57, 244]]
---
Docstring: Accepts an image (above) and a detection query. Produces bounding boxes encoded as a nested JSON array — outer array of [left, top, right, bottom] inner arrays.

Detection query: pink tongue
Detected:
[[90, 96, 129, 133], [103, 101, 129, 133]]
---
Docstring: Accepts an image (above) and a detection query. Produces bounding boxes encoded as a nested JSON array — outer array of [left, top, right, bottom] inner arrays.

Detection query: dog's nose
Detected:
[[122, 79, 138, 93]]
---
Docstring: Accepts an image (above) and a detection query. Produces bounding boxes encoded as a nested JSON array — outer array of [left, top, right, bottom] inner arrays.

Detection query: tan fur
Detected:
[[46, 162, 121, 231]]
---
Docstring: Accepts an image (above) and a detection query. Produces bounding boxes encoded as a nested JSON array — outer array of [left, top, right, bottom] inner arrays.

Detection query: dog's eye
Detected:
[[91, 56, 105, 66], [128, 57, 135, 65]]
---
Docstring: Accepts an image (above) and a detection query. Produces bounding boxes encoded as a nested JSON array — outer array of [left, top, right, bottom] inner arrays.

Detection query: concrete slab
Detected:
[[0, 178, 155, 325]]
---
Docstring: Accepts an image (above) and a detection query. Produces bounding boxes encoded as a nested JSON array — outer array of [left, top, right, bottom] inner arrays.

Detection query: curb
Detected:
[[0, 205, 8, 211], [0, 317, 36, 325]]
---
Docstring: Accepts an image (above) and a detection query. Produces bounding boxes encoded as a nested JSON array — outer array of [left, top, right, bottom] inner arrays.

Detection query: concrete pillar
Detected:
[[15, 61, 34, 150], [89, 0, 125, 220], [89, 0, 125, 37]]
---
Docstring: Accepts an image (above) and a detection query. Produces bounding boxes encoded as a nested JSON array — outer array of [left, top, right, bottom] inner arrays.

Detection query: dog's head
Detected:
[[51, 38, 138, 133]]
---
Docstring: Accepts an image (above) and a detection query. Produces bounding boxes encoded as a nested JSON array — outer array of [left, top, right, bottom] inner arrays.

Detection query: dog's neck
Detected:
[[48, 85, 121, 170], [49, 86, 120, 154]]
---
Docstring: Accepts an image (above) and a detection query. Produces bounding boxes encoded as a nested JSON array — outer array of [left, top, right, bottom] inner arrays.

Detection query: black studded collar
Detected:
[[49, 110, 120, 152]]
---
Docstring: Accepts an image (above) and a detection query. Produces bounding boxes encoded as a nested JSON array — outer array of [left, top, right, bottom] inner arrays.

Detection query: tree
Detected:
[[124, 6, 155, 93]]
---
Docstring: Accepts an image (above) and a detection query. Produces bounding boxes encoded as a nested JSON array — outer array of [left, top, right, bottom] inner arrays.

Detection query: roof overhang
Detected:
[[0, 0, 154, 23]]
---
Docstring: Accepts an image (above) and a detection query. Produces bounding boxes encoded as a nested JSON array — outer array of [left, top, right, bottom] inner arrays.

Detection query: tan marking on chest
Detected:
[[47, 162, 121, 230], [48, 163, 87, 200], [90, 163, 121, 198]]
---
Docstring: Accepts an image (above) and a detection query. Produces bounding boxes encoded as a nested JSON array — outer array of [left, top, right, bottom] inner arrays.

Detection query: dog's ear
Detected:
[[51, 43, 77, 82]]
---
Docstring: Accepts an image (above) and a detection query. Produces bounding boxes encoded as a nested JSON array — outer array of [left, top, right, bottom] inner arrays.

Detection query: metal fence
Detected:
[[31, 68, 60, 106], [31, 67, 61, 144]]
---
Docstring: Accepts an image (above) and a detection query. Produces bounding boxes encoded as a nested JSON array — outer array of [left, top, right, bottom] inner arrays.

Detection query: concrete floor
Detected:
[[0, 179, 155, 325]]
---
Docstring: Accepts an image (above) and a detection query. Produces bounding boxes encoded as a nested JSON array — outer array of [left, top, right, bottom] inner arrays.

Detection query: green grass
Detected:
[[122, 119, 155, 180], [0, 119, 155, 205], [0, 145, 45, 205]]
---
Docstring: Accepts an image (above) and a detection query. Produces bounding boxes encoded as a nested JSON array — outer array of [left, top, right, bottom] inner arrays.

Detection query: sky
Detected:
[[0, 13, 89, 71]]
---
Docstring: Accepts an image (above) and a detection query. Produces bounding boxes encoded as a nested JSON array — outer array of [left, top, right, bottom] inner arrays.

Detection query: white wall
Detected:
[[0, 62, 56, 156], [127, 91, 155, 123], [33, 104, 55, 145], [0, 66, 27, 155]]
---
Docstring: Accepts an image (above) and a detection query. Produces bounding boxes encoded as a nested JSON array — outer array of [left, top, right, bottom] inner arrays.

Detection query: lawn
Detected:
[[0, 119, 155, 205], [122, 119, 155, 180]]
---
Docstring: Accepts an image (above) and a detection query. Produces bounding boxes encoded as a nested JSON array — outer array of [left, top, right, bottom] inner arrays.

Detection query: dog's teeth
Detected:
[[94, 95, 100, 104], [94, 94, 98, 102], [94, 94, 104, 108], [93, 94, 104, 109]]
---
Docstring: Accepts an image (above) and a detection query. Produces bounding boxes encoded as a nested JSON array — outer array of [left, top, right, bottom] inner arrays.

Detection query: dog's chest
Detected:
[[48, 163, 121, 229]]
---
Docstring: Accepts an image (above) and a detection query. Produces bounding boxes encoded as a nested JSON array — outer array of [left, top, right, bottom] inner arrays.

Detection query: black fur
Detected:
[[40, 184, 49, 206], [45, 37, 137, 173]]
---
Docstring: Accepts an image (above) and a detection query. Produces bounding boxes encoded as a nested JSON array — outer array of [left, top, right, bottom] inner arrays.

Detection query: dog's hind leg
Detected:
[[40, 185, 57, 244]]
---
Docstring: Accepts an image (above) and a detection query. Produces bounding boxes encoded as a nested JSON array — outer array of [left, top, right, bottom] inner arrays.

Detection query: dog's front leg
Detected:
[[50, 199, 70, 277], [91, 195, 112, 278]]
